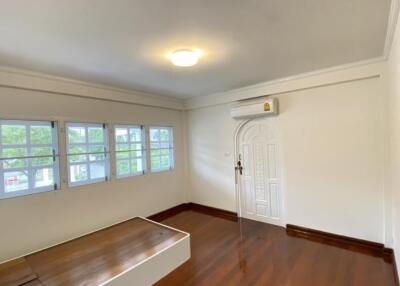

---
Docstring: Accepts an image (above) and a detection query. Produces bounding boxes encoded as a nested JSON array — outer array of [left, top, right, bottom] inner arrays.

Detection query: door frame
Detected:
[[233, 117, 286, 227]]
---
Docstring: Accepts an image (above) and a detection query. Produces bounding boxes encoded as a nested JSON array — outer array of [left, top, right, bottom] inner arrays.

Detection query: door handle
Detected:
[[235, 160, 243, 175]]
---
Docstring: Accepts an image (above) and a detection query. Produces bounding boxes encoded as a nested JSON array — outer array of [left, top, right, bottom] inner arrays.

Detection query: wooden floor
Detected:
[[155, 211, 397, 286], [0, 217, 186, 286]]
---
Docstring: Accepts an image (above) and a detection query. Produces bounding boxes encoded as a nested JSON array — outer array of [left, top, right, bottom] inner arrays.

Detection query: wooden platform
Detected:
[[0, 217, 189, 286]]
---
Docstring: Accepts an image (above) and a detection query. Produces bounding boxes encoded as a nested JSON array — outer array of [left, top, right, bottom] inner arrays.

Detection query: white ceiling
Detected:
[[0, 0, 392, 98]]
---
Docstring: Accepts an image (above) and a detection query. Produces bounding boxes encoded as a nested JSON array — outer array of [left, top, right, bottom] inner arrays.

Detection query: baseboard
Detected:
[[187, 203, 238, 221], [286, 224, 394, 259], [147, 203, 238, 222], [147, 204, 190, 222]]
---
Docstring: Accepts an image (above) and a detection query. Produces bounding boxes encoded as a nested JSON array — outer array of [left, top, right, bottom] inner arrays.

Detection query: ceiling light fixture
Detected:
[[170, 49, 201, 67]]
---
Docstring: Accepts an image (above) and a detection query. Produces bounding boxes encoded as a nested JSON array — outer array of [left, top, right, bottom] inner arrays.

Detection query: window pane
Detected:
[[4, 171, 29, 193], [31, 126, 52, 144], [150, 129, 159, 141], [150, 143, 160, 149], [161, 148, 170, 155], [2, 148, 27, 169], [31, 147, 53, 167], [90, 162, 105, 179], [34, 168, 54, 188], [151, 156, 161, 170], [129, 128, 142, 142], [1, 125, 26, 145], [132, 143, 142, 150], [88, 127, 104, 143], [68, 146, 87, 163], [70, 164, 88, 182], [115, 128, 128, 143], [117, 160, 130, 176], [131, 150, 142, 157], [115, 125, 145, 179], [151, 149, 160, 156], [0, 120, 58, 198], [68, 127, 86, 143], [89, 145, 105, 161], [161, 156, 170, 169], [131, 158, 143, 173], [160, 129, 170, 141], [116, 144, 129, 159]]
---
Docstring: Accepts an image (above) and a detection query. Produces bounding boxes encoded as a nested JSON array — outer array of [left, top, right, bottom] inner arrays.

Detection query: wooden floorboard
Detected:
[[155, 211, 397, 286], [22, 217, 186, 286], [0, 258, 37, 286]]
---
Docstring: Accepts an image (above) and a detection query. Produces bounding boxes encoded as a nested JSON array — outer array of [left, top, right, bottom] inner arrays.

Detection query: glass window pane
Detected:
[[31, 126, 52, 144], [150, 143, 160, 150], [4, 171, 29, 193], [161, 156, 170, 169], [88, 127, 104, 143], [34, 168, 54, 188], [2, 148, 27, 169], [160, 142, 170, 149], [90, 162, 105, 179], [68, 146, 87, 163], [115, 128, 128, 143], [129, 128, 142, 142], [131, 158, 143, 173], [116, 144, 129, 159], [31, 147, 53, 167], [151, 156, 161, 170], [132, 143, 142, 150], [117, 160, 130, 176], [68, 127, 86, 143], [150, 129, 159, 142], [89, 145, 105, 161], [70, 164, 88, 182], [160, 129, 170, 141], [131, 150, 143, 157], [1, 125, 26, 145], [161, 148, 170, 155]]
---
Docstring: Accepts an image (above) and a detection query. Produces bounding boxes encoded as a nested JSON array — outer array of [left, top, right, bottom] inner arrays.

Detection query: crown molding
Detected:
[[184, 58, 385, 110], [0, 66, 184, 110]]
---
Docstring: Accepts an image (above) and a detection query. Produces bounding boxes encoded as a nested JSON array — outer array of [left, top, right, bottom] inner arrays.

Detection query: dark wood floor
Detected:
[[155, 211, 397, 286]]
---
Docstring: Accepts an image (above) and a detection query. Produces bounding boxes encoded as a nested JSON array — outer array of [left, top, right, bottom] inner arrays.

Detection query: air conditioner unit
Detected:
[[231, 98, 278, 119]]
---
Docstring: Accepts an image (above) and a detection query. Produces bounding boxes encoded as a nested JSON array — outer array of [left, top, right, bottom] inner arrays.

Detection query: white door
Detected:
[[237, 119, 281, 225]]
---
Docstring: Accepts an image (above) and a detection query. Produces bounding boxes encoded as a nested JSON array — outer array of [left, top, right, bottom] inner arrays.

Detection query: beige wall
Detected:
[[0, 86, 186, 262], [187, 76, 386, 243], [386, 6, 400, 275]]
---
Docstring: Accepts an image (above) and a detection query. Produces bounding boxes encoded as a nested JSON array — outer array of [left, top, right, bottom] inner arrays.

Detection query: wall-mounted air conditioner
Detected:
[[230, 98, 278, 119]]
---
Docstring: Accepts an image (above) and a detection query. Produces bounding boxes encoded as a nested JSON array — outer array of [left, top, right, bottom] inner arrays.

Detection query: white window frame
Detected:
[[149, 126, 174, 173], [114, 124, 147, 179], [0, 119, 60, 199], [66, 122, 110, 187]]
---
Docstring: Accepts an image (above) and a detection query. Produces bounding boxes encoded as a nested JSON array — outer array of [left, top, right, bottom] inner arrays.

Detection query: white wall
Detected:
[[187, 76, 386, 243], [0, 86, 186, 262], [386, 5, 400, 275]]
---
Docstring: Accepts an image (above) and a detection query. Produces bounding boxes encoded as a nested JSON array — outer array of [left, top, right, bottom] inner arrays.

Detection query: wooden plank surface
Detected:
[[155, 210, 398, 286], [0, 217, 186, 286], [0, 257, 37, 286]]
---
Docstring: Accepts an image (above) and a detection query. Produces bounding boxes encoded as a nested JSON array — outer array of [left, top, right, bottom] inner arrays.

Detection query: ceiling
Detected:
[[0, 0, 392, 99]]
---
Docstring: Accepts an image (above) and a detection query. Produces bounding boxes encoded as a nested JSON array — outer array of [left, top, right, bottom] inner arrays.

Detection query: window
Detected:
[[115, 125, 146, 178], [66, 122, 109, 187], [0, 120, 60, 199], [149, 127, 174, 172]]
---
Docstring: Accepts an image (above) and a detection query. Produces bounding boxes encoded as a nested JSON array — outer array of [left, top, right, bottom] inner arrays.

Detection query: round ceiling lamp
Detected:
[[170, 49, 201, 67]]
